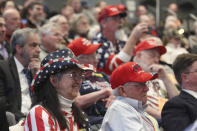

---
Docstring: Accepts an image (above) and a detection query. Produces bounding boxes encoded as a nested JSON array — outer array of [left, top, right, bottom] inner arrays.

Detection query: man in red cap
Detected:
[[133, 37, 179, 119], [100, 62, 159, 131], [68, 38, 114, 128], [91, 5, 148, 75]]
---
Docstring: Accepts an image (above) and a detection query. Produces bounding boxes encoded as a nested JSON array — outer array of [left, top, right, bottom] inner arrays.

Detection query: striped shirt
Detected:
[[24, 105, 79, 131]]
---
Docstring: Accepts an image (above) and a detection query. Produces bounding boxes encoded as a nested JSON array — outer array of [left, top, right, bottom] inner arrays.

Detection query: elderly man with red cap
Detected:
[[68, 38, 113, 129], [91, 5, 148, 75], [100, 62, 159, 131], [133, 37, 179, 119]]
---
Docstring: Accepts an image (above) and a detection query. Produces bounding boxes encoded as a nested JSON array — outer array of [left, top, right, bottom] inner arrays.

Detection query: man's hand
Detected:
[[149, 64, 167, 78], [130, 23, 148, 40], [28, 58, 40, 76]]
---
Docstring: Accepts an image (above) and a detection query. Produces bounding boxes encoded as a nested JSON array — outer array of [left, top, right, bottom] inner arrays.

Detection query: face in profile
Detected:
[[121, 82, 149, 105]]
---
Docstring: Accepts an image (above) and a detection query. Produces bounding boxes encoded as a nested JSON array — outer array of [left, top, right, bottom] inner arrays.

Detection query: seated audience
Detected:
[[68, 38, 113, 128], [133, 38, 179, 119], [24, 49, 91, 130], [100, 62, 159, 131], [0, 28, 41, 125]]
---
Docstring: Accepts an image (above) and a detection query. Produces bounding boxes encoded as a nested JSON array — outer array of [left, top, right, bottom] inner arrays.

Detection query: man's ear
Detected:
[[15, 44, 22, 55], [100, 19, 107, 28], [181, 73, 188, 83], [118, 86, 127, 97], [50, 75, 58, 88]]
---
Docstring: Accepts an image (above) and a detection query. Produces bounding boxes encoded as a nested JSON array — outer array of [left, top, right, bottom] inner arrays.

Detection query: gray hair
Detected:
[[48, 14, 66, 23], [10, 28, 39, 55], [39, 22, 60, 35]]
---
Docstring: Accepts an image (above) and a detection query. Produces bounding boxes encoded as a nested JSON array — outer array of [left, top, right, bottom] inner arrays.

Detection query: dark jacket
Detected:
[[0, 57, 25, 121], [161, 91, 197, 131]]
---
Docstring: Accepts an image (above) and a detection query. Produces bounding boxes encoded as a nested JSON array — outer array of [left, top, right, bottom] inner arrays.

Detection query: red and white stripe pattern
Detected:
[[100, 51, 131, 75], [24, 105, 79, 131]]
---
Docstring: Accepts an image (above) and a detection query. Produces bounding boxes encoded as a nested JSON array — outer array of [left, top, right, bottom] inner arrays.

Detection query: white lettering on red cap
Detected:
[[82, 38, 91, 46], [110, 7, 118, 12]]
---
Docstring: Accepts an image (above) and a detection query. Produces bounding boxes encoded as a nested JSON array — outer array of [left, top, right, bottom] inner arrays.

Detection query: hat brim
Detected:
[[83, 43, 101, 55], [144, 45, 167, 56], [133, 72, 158, 83], [31, 58, 95, 92], [156, 46, 167, 55], [108, 11, 121, 17]]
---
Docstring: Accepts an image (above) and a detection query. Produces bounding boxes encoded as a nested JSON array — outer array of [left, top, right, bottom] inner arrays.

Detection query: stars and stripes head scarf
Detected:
[[31, 48, 95, 92]]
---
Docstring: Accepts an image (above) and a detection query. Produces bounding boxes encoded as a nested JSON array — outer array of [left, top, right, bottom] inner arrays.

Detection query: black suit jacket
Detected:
[[161, 91, 197, 131], [0, 57, 25, 121]]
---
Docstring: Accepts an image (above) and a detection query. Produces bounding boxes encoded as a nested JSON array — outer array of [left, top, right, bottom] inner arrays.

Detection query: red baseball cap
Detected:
[[117, 4, 127, 17], [133, 39, 167, 56], [110, 62, 158, 89], [67, 38, 101, 56], [98, 5, 122, 23]]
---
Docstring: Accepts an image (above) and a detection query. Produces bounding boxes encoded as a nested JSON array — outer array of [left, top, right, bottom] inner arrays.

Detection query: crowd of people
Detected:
[[0, 0, 197, 131]]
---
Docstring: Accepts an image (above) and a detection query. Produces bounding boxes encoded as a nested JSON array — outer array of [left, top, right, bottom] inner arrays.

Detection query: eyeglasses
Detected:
[[64, 72, 85, 81], [123, 82, 147, 88]]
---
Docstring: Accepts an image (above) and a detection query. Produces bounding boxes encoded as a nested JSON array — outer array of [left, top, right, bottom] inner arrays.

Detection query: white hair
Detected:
[[48, 14, 66, 23], [39, 22, 60, 35]]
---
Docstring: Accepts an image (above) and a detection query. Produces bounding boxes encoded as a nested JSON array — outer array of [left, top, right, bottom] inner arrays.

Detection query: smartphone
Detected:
[[146, 26, 152, 34]]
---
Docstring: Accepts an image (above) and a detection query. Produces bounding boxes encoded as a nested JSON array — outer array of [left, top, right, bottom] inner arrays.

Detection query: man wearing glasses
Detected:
[[100, 62, 159, 131], [162, 53, 197, 131]]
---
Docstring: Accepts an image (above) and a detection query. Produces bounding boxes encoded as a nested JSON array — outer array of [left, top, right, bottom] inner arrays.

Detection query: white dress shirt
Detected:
[[14, 57, 31, 115]]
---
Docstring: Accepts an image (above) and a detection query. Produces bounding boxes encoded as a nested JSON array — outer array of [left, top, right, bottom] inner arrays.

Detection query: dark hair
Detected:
[[21, 1, 43, 19], [172, 53, 197, 85], [32, 68, 88, 130]]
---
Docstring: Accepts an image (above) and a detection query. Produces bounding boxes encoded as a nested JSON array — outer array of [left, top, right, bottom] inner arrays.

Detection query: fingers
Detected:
[[105, 95, 115, 108], [130, 23, 148, 39], [28, 58, 41, 75], [149, 64, 162, 72], [149, 64, 166, 77]]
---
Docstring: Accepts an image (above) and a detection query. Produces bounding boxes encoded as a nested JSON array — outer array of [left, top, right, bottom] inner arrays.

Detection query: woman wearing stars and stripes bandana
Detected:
[[24, 49, 94, 131]]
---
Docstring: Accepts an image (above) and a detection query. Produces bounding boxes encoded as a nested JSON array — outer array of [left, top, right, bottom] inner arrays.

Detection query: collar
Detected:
[[14, 56, 24, 73], [58, 94, 74, 113], [116, 96, 147, 112], [182, 89, 197, 99]]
